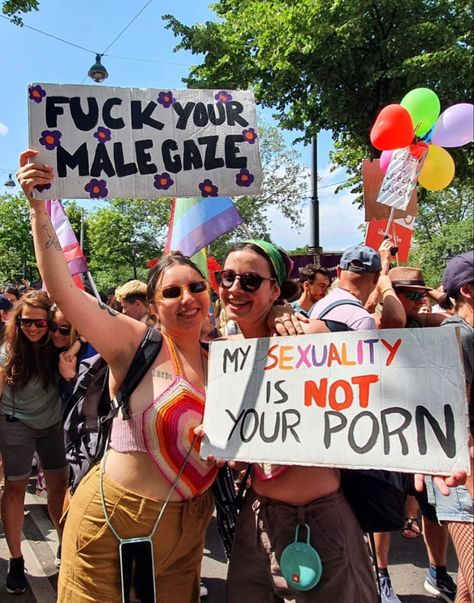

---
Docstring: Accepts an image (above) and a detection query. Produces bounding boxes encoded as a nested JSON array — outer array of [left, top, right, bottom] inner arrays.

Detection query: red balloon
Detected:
[[370, 104, 414, 150]]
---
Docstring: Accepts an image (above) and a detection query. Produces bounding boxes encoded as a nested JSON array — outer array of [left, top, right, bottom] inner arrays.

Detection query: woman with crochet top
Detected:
[[17, 150, 217, 602], [218, 240, 379, 603]]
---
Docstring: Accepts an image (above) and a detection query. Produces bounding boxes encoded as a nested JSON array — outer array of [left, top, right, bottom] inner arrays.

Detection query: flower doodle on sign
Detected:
[[199, 179, 219, 197], [29, 85, 46, 104], [85, 179, 108, 199], [153, 173, 174, 191], [93, 127, 112, 143], [242, 128, 257, 144], [215, 91, 233, 104], [157, 91, 176, 108], [236, 169, 254, 188], [34, 183, 51, 193], [39, 130, 62, 150]]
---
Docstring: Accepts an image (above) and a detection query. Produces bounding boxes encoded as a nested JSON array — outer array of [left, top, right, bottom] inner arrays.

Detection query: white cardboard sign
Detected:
[[201, 328, 470, 475], [28, 83, 262, 199]]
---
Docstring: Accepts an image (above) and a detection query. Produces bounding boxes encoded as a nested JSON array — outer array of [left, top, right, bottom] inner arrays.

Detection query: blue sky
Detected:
[[0, 0, 363, 251]]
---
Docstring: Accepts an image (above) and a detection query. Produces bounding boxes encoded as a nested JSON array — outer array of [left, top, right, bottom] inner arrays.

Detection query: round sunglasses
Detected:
[[215, 270, 276, 292], [17, 317, 48, 328], [156, 280, 208, 300], [49, 322, 72, 336]]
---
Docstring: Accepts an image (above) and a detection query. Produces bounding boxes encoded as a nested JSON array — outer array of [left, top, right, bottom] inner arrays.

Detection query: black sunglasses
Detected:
[[17, 317, 48, 328], [156, 280, 208, 299], [401, 291, 426, 301], [49, 322, 72, 336], [215, 270, 276, 292]]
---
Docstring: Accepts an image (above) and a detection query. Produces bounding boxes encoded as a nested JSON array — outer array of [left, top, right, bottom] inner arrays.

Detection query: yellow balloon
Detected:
[[418, 144, 455, 191]]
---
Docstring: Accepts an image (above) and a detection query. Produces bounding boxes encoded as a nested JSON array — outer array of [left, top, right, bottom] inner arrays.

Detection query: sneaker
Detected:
[[200, 580, 208, 598], [379, 574, 401, 603], [5, 557, 28, 594], [54, 545, 61, 569], [424, 572, 456, 602]]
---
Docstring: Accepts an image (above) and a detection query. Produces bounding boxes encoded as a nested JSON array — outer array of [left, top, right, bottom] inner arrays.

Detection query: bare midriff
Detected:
[[252, 465, 341, 505], [104, 449, 190, 502]]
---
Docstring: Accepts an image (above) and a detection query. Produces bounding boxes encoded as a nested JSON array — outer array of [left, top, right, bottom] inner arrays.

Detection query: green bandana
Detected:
[[244, 239, 286, 286]]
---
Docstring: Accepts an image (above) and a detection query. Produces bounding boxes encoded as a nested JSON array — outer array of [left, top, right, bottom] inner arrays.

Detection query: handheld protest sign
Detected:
[[201, 328, 471, 475], [28, 84, 262, 200]]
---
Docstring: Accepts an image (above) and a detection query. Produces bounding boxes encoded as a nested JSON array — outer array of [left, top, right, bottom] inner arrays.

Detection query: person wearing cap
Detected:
[[372, 265, 458, 603], [305, 243, 405, 334], [426, 251, 474, 603]]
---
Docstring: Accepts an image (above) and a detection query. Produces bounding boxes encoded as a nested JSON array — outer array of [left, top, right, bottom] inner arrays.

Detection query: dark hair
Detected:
[[0, 285, 20, 301], [297, 264, 331, 284], [3, 291, 57, 389], [226, 242, 299, 301], [147, 251, 206, 301]]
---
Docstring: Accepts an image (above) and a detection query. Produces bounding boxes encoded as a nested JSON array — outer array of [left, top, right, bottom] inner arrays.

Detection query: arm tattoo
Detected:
[[41, 223, 62, 251], [152, 368, 173, 381], [97, 300, 119, 317]]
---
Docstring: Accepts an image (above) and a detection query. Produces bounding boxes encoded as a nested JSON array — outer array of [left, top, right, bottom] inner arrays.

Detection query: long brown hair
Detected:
[[2, 291, 57, 389]]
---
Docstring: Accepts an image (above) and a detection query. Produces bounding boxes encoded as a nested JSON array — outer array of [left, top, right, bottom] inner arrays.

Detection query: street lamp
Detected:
[[88, 54, 108, 83], [4, 173, 15, 188]]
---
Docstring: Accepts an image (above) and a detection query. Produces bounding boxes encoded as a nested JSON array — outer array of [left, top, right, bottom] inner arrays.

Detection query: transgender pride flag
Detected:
[[165, 197, 243, 257], [46, 199, 89, 277]]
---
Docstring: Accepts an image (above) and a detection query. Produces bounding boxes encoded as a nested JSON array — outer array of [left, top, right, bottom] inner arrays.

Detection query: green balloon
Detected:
[[400, 88, 440, 137]]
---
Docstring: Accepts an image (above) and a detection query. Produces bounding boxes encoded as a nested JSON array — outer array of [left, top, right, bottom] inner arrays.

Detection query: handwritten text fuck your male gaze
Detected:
[[28, 84, 262, 200]]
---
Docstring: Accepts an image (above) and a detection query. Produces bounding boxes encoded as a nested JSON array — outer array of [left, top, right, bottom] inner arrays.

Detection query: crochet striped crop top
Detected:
[[109, 334, 217, 499]]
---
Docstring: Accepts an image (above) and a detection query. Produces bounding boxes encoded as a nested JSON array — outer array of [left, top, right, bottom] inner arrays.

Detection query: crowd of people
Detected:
[[0, 150, 471, 603]]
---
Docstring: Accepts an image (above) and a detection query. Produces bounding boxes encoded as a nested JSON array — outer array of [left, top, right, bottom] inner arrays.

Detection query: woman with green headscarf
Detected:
[[216, 240, 378, 603]]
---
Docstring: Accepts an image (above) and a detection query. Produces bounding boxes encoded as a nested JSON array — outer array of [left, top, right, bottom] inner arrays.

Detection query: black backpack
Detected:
[[62, 328, 163, 492], [315, 300, 408, 533]]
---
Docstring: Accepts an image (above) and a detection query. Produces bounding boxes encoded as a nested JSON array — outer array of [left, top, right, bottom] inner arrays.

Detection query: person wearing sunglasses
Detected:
[[0, 291, 68, 594], [370, 265, 458, 603], [16, 149, 218, 602], [218, 241, 379, 603]]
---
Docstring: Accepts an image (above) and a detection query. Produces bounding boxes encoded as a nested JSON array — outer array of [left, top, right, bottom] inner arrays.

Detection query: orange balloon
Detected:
[[418, 145, 455, 191], [370, 104, 414, 150]]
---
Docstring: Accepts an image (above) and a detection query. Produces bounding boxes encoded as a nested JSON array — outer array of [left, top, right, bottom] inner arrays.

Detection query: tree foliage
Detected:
[[87, 198, 170, 290], [0, 194, 36, 282], [2, 0, 38, 24], [164, 0, 473, 185], [409, 186, 474, 286]]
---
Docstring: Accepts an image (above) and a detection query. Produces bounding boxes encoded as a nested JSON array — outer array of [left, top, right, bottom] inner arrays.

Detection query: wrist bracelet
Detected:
[[381, 288, 394, 296]]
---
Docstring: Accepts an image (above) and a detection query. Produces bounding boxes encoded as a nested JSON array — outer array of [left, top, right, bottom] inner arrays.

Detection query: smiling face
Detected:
[[150, 263, 210, 337], [220, 249, 280, 337], [19, 305, 49, 343]]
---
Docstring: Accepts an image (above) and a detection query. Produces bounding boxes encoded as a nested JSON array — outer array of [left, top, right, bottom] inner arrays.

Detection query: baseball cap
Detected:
[[0, 294, 13, 312], [339, 245, 382, 274], [443, 251, 474, 298]]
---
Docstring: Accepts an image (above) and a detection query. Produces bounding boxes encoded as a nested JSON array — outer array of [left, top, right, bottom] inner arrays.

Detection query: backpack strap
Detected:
[[113, 328, 163, 420], [315, 298, 363, 319]]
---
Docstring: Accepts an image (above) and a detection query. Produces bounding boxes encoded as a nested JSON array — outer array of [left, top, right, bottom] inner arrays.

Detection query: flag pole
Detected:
[[85, 271, 101, 301]]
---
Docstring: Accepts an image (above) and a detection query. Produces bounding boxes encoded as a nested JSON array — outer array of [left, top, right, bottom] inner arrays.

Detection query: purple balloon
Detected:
[[431, 103, 474, 147]]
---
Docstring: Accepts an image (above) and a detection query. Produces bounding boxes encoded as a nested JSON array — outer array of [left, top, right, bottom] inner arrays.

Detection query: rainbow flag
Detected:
[[46, 199, 89, 276], [165, 197, 243, 257]]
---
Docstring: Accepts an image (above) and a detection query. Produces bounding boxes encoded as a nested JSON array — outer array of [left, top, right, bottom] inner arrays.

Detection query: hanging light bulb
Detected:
[[4, 173, 15, 188], [88, 54, 108, 83]]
